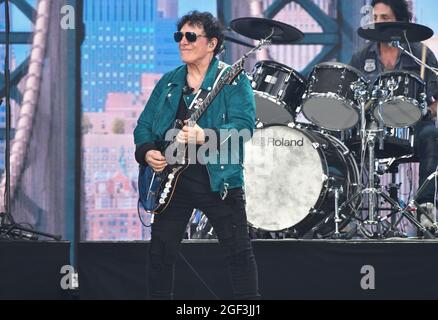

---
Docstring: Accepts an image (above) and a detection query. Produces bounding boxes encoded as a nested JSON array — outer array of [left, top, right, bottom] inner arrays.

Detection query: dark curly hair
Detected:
[[371, 0, 413, 22], [177, 11, 224, 56]]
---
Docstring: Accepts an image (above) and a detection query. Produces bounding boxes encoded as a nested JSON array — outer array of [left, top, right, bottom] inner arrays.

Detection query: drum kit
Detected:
[[191, 18, 438, 240]]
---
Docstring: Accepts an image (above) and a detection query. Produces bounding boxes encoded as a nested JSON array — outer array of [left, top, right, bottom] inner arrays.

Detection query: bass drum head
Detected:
[[254, 91, 294, 124], [244, 125, 325, 232]]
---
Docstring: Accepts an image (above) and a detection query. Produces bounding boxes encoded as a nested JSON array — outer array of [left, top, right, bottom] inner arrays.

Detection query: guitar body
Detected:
[[138, 163, 188, 214], [138, 119, 189, 214]]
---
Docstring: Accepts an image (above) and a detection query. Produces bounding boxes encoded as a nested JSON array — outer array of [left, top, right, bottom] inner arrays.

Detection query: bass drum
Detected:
[[244, 123, 359, 238]]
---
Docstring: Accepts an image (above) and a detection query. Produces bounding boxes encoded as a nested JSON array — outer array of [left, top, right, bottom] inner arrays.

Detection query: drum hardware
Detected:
[[334, 78, 434, 238], [415, 169, 438, 214], [284, 71, 292, 83], [387, 77, 399, 92], [331, 186, 343, 238], [386, 163, 405, 234], [389, 38, 438, 77], [215, 19, 437, 240], [334, 176, 434, 239], [347, 22, 437, 239], [383, 166, 438, 237]]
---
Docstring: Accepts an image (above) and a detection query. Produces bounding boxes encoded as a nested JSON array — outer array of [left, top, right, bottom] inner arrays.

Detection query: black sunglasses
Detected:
[[174, 31, 208, 43]]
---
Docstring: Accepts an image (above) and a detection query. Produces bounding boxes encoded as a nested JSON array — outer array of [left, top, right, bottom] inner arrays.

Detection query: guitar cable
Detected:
[[137, 200, 152, 228], [137, 203, 220, 299], [178, 252, 220, 300]]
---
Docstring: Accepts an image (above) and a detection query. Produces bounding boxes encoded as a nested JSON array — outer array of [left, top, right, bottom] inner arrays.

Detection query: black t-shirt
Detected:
[[177, 91, 211, 190]]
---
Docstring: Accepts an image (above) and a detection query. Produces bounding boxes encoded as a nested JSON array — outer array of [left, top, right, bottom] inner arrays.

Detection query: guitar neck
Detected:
[[189, 59, 244, 123], [189, 77, 226, 123]]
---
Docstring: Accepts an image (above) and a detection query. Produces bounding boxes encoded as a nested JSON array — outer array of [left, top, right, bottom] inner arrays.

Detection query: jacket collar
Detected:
[[165, 57, 219, 111], [199, 57, 219, 91], [168, 57, 219, 91]]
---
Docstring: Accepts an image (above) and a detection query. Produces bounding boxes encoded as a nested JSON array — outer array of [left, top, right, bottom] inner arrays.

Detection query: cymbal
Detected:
[[358, 22, 433, 43], [224, 33, 255, 48], [230, 17, 304, 44]]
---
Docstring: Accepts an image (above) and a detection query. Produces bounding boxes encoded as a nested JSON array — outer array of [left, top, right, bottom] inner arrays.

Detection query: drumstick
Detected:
[[364, 99, 374, 111], [421, 43, 427, 80]]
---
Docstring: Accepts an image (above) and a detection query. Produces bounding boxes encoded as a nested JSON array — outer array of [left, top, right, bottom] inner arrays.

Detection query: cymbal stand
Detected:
[[352, 85, 435, 238], [355, 83, 381, 228], [323, 83, 371, 239], [365, 84, 388, 229], [332, 84, 387, 237], [330, 186, 343, 239]]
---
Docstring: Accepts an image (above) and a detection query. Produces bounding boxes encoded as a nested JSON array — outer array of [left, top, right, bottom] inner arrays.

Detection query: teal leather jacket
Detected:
[[133, 58, 256, 196]]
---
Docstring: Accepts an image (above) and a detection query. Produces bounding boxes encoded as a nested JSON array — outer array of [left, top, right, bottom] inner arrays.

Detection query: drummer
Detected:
[[350, 0, 438, 220]]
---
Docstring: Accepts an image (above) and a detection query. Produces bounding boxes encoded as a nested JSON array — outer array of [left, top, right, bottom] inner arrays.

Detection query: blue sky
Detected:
[[414, 0, 438, 31], [5, 0, 36, 68], [178, 0, 217, 17]]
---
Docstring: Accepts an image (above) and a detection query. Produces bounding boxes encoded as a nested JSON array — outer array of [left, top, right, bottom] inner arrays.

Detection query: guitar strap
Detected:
[[186, 61, 229, 118]]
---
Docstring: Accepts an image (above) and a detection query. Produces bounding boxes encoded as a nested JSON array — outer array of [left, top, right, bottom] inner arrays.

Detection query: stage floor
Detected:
[[0, 241, 70, 300], [79, 239, 438, 300], [2, 239, 437, 299]]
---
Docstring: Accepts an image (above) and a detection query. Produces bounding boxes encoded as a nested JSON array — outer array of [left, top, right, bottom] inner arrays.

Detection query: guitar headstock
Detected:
[[223, 58, 245, 85]]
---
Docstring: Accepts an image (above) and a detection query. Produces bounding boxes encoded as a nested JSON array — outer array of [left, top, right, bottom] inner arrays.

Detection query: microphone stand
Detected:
[[390, 39, 438, 76]]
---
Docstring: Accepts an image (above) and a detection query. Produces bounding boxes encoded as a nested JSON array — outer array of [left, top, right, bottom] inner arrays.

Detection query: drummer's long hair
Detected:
[[371, 0, 413, 22]]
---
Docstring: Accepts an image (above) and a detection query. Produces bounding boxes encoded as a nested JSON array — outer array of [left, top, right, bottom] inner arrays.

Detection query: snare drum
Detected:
[[302, 62, 367, 131], [251, 60, 307, 124], [372, 71, 427, 128]]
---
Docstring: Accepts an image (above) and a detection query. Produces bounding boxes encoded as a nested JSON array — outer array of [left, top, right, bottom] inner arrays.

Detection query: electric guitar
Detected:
[[138, 58, 246, 214]]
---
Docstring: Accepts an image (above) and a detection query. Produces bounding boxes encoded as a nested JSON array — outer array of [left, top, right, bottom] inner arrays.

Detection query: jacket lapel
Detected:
[[166, 65, 187, 112]]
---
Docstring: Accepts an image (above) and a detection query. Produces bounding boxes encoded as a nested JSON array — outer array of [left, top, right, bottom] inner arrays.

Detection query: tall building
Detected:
[[83, 71, 162, 240], [83, 134, 143, 240], [84, 72, 162, 136], [82, 0, 181, 112], [157, 0, 178, 18]]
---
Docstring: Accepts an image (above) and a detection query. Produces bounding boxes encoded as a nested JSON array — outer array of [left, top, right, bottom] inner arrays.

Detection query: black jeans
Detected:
[[414, 120, 438, 204], [148, 176, 260, 300]]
